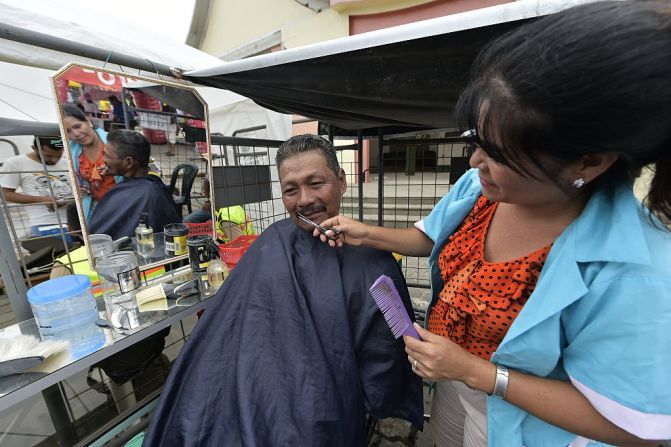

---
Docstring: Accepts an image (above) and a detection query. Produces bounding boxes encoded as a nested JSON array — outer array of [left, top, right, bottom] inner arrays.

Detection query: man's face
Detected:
[[103, 141, 129, 176], [35, 146, 63, 165], [279, 150, 347, 231]]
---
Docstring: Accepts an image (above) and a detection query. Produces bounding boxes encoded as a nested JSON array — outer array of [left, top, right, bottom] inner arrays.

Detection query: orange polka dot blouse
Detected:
[[427, 196, 551, 361]]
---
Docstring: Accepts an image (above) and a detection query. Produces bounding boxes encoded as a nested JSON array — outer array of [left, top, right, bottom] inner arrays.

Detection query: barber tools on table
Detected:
[[369, 275, 420, 340], [0, 335, 68, 376], [95, 252, 142, 333], [164, 223, 189, 257], [0, 335, 69, 394], [135, 212, 155, 256], [135, 279, 201, 312], [187, 234, 227, 296]]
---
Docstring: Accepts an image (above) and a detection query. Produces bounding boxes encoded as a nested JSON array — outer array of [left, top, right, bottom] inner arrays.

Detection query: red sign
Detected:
[[62, 66, 130, 90]]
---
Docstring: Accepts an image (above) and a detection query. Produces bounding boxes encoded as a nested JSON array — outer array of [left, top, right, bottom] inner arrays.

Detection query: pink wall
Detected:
[[349, 0, 512, 35]]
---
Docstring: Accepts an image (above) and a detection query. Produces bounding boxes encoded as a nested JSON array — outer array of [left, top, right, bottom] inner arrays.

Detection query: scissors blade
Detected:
[[296, 213, 317, 228], [296, 213, 340, 241]]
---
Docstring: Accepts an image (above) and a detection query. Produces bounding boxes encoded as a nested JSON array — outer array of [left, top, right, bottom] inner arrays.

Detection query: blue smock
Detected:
[[420, 169, 671, 445]]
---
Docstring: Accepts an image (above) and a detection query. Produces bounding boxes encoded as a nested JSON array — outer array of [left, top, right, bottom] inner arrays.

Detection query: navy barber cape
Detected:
[[89, 175, 181, 240], [143, 218, 424, 447]]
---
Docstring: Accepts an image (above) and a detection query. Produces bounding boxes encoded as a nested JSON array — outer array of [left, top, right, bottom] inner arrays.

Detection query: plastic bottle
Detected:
[[135, 212, 155, 256]]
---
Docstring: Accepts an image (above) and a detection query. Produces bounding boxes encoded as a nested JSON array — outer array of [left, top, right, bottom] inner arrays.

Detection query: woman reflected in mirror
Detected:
[[62, 103, 122, 221]]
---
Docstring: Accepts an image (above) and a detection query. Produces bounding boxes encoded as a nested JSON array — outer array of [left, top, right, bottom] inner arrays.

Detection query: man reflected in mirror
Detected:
[[88, 130, 181, 240], [0, 136, 72, 237]]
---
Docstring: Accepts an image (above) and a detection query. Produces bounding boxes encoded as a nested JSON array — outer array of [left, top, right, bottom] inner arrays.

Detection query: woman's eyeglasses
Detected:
[[460, 128, 508, 164], [461, 129, 478, 157]]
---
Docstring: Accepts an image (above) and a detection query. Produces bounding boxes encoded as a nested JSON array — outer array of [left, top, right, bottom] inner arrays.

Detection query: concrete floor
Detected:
[[374, 384, 435, 447]]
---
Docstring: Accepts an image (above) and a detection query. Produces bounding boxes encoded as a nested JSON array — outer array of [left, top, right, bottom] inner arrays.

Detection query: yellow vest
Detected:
[[55, 246, 99, 282], [215, 206, 255, 242]]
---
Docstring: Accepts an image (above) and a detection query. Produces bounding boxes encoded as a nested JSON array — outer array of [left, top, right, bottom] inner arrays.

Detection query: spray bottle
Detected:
[[135, 212, 155, 256]]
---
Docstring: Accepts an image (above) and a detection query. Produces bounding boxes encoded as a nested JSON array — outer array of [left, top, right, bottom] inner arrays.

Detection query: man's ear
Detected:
[[339, 169, 347, 195], [124, 156, 136, 171]]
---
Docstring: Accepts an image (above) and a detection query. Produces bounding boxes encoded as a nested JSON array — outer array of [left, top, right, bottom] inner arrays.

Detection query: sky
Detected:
[[15, 0, 198, 44], [92, 0, 197, 43]]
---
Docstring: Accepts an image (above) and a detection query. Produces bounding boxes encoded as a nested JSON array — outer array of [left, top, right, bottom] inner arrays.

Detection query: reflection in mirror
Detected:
[[51, 64, 214, 273]]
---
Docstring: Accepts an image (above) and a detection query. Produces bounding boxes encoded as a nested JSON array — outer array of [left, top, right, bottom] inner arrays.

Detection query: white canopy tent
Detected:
[[0, 0, 220, 72], [0, 0, 291, 149]]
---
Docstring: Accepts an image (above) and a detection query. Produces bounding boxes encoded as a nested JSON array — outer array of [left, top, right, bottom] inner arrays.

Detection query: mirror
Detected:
[[51, 63, 214, 271]]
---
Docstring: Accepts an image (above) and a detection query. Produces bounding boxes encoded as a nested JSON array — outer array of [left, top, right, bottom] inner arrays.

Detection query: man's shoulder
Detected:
[[123, 175, 166, 188], [52, 158, 70, 170], [344, 244, 397, 262], [2, 154, 30, 168]]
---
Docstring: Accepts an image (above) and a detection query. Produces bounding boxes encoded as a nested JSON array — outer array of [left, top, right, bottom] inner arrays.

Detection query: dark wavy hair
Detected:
[[61, 103, 88, 122], [276, 134, 341, 177], [455, 0, 671, 222]]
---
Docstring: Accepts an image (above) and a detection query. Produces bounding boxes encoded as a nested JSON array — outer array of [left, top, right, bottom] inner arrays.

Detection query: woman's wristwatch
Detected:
[[490, 364, 509, 399]]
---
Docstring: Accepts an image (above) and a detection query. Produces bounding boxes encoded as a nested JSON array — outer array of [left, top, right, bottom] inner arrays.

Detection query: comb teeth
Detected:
[[369, 275, 420, 340]]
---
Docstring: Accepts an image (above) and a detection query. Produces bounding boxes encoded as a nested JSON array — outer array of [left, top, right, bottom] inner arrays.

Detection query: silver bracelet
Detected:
[[491, 364, 509, 399]]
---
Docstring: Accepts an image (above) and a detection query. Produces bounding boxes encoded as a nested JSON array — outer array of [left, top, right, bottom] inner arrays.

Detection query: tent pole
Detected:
[[0, 23, 178, 77], [357, 131, 363, 222], [377, 128, 384, 226]]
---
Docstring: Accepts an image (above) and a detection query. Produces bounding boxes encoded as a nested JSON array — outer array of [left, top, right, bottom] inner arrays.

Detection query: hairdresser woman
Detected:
[[318, 2, 671, 446], [62, 103, 121, 221]]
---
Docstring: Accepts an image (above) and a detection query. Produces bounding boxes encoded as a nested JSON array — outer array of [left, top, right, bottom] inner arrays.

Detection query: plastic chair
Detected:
[[167, 163, 199, 217]]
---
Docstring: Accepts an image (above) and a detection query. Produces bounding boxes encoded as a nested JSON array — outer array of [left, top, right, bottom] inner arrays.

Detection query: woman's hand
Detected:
[[404, 324, 495, 391], [314, 215, 370, 248]]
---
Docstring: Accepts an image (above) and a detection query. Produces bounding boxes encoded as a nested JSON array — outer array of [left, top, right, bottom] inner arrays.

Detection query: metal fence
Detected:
[[209, 130, 470, 317], [0, 129, 469, 445]]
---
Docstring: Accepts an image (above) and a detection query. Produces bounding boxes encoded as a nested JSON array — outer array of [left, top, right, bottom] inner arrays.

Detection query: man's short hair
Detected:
[[34, 136, 63, 151], [275, 134, 341, 177], [107, 130, 151, 168]]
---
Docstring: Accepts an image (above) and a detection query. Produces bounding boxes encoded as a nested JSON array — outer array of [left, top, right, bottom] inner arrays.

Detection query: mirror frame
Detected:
[[50, 62, 215, 272]]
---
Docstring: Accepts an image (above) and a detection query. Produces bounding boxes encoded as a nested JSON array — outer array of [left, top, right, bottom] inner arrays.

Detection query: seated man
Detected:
[[0, 136, 72, 237], [144, 134, 423, 446], [183, 175, 211, 223], [89, 130, 181, 239]]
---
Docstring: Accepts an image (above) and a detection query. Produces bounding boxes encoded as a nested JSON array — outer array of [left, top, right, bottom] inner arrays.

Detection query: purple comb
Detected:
[[369, 275, 420, 339]]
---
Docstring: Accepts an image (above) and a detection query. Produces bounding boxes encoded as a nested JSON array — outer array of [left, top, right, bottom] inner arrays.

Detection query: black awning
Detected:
[[187, 20, 528, 132]]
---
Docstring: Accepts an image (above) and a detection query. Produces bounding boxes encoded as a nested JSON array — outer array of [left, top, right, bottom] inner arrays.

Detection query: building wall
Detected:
[[199, 0, 315, 57], [282, 8, 349, 49], [349, 0, 511, 35], [197, 0, 460, 58]]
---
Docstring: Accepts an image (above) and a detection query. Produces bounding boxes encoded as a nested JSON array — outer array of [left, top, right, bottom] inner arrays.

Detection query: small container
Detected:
[[187, 235, 214, 274], [89, 234, 114, 260], [135, 212, 155, 256], [164, 223, 189, 257], [206, 258, 228, 293], [27, 275, 105, 357], [95, 252, 141, 300]]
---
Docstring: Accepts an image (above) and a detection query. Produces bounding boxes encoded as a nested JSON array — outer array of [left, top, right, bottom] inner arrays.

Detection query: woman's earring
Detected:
[[572, 178, 585, 189]]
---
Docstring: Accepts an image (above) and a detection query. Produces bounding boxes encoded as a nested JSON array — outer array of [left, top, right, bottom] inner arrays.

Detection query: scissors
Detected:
[[297, 213, 341, 242]]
